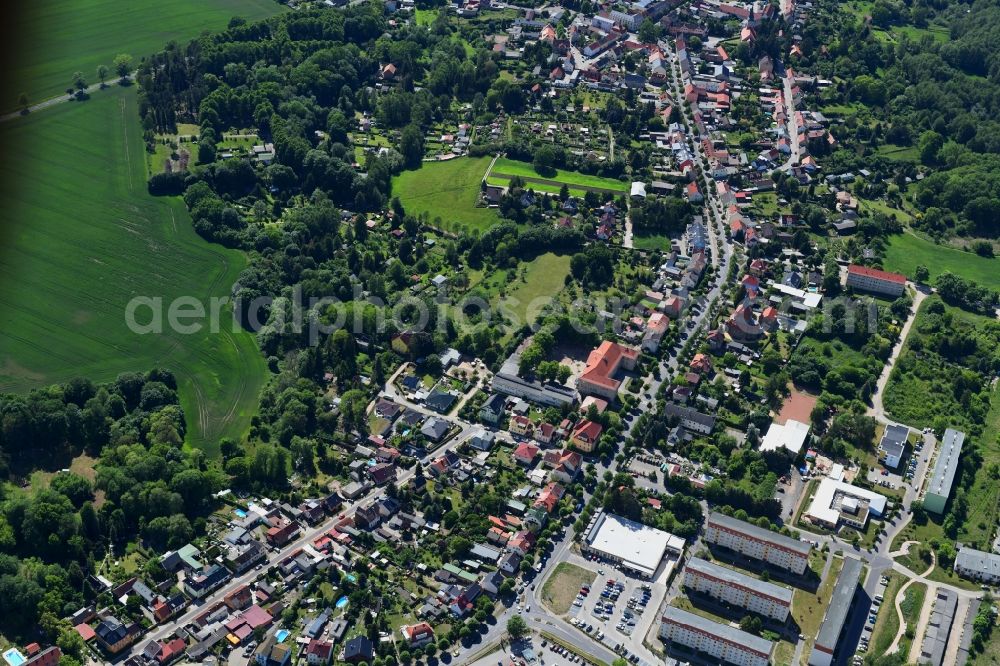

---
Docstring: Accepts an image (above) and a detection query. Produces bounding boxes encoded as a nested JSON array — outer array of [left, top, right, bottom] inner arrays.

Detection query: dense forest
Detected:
[[0, 371, 214, 650]]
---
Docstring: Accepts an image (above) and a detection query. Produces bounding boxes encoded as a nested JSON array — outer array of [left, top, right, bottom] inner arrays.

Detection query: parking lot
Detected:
[[866, 432, 929, 492], [562, 556, 666, 665], [853, 574, 889, 662]]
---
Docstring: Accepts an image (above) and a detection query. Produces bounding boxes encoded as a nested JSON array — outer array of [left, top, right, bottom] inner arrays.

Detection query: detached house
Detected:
[[479, 394, 506, 426], [400, 623, 435, 648], [570, 420, 603, 453]]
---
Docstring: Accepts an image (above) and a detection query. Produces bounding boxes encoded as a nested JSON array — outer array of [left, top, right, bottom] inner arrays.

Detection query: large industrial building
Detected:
[[660, 606, 774, 666], [582, 511, 684, 578], [809, 556, 862, 666], [683, 557, 793, 621], [924, 428, 965, 514], [704, 512, 812, 575]]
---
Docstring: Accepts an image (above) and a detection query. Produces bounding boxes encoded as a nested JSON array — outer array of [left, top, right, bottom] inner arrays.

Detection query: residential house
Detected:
[[469, 430, 496, 451], [498, 551, 522, 575], [479, 394, 506, 426], [509, 415, 533, 438], [183, 564, 231, 599], [508, 530, 537, 556], [400, 623, 435, 648], [342, 637, 374, 664], [255, 635, 292, 666], [513, 442, 539, 465], [266, 519, 301, 547], [425, 390, 457, 413], [420, 417, 450, 443], [570, 420, 603, 453], [305, 640, 333, 666], [95, 616, 138, 655]]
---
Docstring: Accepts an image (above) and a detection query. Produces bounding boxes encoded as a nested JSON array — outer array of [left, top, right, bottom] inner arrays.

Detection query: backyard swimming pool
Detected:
[[3, 649, 26, 666], [275, 629, 290, 643]]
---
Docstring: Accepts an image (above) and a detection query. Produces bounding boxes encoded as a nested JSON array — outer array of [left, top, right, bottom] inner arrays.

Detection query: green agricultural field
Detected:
[[0, 88, 267, 454], [8, 0, 285, 109], [883, 231, 1000, 290], [392, 156, 500, 233], [491, 158, 629, 194]]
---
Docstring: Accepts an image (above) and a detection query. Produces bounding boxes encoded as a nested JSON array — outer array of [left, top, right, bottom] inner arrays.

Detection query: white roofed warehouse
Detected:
[[582, 511, 684, 579]]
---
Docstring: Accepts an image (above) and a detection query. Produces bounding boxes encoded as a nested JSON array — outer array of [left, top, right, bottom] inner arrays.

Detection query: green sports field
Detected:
[[883, 231, 1000, 290], [8, 0, 285, 110], [0, 88, 268, 454], [392, 156, 500, 233]]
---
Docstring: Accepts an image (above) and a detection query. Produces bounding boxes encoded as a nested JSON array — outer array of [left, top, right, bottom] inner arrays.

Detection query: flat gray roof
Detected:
[[708, 511, 812, 556], [686, 557, 793, 604], [815, 557, 862, 650], [880, 424, 908, 457], [927, 428, 964, 499], [661, 606, 774, 658], [956, 546, 1000, 579]]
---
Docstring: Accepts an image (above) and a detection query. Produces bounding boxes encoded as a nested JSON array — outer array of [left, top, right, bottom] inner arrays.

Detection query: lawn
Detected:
[[392, 156, 500, 233], [796, 555, 843, 658], [414, 8, 439, 25], [892, 23, 950, 43], [7, 0, 285, 110], [883, 231, 1000, 291], [897, 582, 927, 656], [491, 158, 629, 194], [0, 88, 267, 454], [869, 572, 906, 656], [499, 253, 573, 331], [875, 143, 920, 162], [540, 562, 596, 614], [632, 233, 673, 251], [486, 174, 588, 198]]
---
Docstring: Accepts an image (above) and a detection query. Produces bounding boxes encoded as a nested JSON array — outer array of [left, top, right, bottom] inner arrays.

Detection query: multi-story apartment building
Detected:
[[660, 606, 774, 666], [809, 557, 863, 666], [704, 512, 811, 575], [924, 428, 965, 515], [683, 557, 793, 621], [845, 264, 905, 297], [954, 546, 1000, 584]]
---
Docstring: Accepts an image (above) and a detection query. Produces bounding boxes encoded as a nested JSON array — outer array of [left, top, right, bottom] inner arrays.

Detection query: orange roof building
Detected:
[[578, 341, 639, 400]]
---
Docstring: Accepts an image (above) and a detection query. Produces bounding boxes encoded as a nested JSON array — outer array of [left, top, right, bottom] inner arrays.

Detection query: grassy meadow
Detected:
[[7, 0, 285, 109], [392, 156, 500, 233], [499, 253, 572, 330], [0, 88, 267, 453], [883, 231, 1000, 290], [491, 157, 629, 193]]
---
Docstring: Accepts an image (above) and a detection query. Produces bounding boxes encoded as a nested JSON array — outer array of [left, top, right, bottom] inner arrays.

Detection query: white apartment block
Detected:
[[683, 557, 792, 622], [705, 512, 811, 575], [660, 606, 774, 666]]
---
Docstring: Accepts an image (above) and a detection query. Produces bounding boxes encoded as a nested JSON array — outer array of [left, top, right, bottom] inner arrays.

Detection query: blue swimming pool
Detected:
[[275, 629, 290, 643], [336, 596, 349, 608], [346, 573, 357, 583], [234, 508, 247, 518], [3, 649, 27, 666]]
